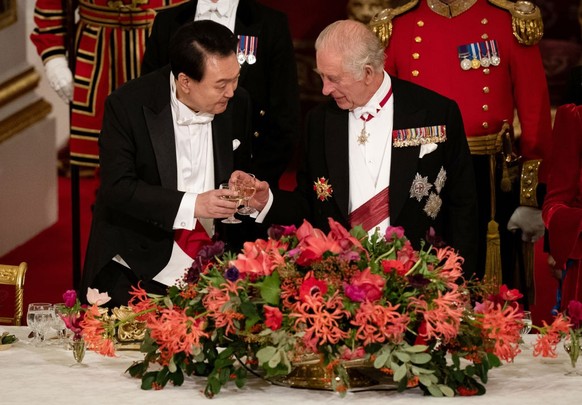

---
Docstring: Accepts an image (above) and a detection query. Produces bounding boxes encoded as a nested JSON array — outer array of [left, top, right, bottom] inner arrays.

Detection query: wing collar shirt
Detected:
[[153, 73, 216, 286], [349, 71, 394, 235], [195, 0, 239, 32]]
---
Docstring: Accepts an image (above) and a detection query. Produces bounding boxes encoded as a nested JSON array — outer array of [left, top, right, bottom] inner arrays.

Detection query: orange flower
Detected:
[[230, 239, 287, 278], [434, 246, 464, 287], [477, 301, 522, 362], [295, 220, 342, 266], [410, 289, 465, 343], [203, 281, 245, 335], [147, 307, 209, 366], [79, 305, 116, 357], [533, 313, 571, 358], [351, 301, 409, 345], [290, 292, 349, 351]]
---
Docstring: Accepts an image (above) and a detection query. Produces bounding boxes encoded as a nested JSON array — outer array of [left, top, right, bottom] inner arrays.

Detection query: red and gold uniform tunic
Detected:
[[30, 0, 187, 167], [382, 0, 552, 284], [543, 104, 582, 307]]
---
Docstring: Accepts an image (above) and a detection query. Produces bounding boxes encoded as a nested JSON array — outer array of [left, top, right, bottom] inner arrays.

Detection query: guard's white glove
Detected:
[[507, 206, 545, 243], [44, 56, 73, 103]]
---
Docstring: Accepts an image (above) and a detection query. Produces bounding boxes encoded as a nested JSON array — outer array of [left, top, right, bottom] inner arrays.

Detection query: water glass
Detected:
[[27, 303, 53, 346]]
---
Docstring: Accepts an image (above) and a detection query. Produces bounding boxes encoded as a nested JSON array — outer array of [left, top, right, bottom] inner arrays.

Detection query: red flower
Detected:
[[263, 305, 283, 330], [381, 259, 407, 276], [457, 386, 479, 396], [567, 300, 582, 329], [498, 285, 523, 301], [298, 275, 328, 302]]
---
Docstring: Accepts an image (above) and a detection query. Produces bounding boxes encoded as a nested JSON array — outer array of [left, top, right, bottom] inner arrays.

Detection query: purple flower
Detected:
[[63, 290, 77, 308], [224, 266, 240, 282]]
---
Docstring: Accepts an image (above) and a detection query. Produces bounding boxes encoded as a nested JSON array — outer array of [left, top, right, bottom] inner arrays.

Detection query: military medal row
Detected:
[[457, 39, 501, 71], [237, 34, 257, 65]]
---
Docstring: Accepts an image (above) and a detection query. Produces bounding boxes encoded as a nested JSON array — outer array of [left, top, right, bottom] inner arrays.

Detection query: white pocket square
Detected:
[[419, 143, 438, 158], [232, 139, 240, 151]]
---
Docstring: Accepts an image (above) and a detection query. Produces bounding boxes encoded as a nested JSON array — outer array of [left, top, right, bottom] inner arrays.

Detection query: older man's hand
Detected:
[[230, 170, 270, 211]]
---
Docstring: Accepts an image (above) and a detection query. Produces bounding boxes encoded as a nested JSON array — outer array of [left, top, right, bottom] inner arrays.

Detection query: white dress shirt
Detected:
[[348, 71, 394, 236], [195, 0, 239, 32], [153, 73, 216, 286]]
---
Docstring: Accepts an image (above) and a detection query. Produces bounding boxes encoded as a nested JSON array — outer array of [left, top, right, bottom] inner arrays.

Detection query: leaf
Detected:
[[256, 346, 277, 366], [418, 374, 433, 387], [394, 351, 411, 363], [410, 353, 431, 364], [373, 351, 390, 368], [439, 385, 455, 397], [259, 272, 281, 305], [141, 372, 157, 390], [427, 384, 443, 397], [404, 344, 429, 353], [268, 350, 282, 368], [240, 301, 260, 329], [393, 364, 407, 381], [168, 356, 177, 373]]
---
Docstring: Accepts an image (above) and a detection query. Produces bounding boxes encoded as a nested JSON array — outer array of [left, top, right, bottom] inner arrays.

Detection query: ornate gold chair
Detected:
[[0, 262, 28, 325]]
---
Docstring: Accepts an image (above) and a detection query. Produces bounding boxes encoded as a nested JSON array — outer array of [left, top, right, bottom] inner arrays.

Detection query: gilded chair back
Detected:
[[0, 262, 27, 326]]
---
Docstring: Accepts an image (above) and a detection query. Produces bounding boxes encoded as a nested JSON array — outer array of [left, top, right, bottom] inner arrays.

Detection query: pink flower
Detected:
[[327, 218, 364, 252], [263, 305, 283, 330], [63, 290, 77, 308], [567, 300, 582, 329], [344, 268, 385, 303], [385, 226, 405, 240], [86, 288, 111, 306]]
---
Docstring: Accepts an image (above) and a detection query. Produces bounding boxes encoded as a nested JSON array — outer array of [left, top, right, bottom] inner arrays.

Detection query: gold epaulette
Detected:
[[488, 0, 544, 45], [520, 159, 542, 207], [369, 0, 419, 47]]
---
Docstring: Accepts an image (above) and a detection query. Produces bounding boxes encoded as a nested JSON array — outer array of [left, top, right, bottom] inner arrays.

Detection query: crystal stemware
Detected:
[[236, 173, 258, 216], [51, 303, 69, 347], [219, 183, 242, 224], [27, 303, 53, 346], [519, 310, 532, 349]]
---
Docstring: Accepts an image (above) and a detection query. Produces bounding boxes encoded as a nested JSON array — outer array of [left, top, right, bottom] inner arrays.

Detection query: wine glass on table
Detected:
[[520, 310, 532, 349], [27, 303, 52, 346], [51, 303, 68, 348], [219, 183, 242, 224], [237, 173, 258, 216]]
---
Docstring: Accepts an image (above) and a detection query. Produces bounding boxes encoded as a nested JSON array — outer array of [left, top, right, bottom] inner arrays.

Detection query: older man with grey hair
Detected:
[[235, 19, 479, 277]]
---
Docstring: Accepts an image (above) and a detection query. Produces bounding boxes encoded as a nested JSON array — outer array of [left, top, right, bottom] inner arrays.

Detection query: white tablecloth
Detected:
[[0, 326, 580, 404]]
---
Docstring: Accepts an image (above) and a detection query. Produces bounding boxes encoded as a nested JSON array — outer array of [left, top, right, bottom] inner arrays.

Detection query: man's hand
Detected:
[[44, 56, 73, 103], [507, 206, 545, 243], [230, 170, 270, 211], [194, 188, 239, 219]]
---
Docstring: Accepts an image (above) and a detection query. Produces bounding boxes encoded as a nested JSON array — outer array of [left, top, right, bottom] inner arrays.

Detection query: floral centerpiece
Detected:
[[81, 219, 526, 398]]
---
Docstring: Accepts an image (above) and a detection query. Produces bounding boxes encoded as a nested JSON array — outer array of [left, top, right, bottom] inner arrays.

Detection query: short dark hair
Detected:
[[169, 20, 238, 81]]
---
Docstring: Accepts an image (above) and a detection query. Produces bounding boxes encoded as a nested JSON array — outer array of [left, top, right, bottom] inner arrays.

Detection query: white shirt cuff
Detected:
[[173, 192, 197, 230], [254, 190, 274, 223]]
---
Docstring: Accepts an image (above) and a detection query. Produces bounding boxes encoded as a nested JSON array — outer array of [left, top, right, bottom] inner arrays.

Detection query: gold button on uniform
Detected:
[[483, 68, 490, 75], [417, 20, 424, 27], [412, 52, 420, 59], [259, 110, 266, 117], [481, 18, 488, 24], [415, 36, 422, 43], [482, 122, 489, 129], [482, 105, 489, 111], [481, 34, 489, 40], [253, 131, 260, 138], [412, 70, 419, 77], [483, 86, 490, 93]]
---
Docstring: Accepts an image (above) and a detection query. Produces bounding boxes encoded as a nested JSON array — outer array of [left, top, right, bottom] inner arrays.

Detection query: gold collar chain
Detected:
[[426, 0, 478, 18]]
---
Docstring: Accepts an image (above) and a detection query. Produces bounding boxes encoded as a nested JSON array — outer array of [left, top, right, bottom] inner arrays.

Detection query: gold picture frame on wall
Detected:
[[0, 0, 16, 31]]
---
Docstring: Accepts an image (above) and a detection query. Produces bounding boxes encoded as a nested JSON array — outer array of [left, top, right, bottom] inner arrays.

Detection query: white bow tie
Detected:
[[176, 112, 214, 126], [353, 103, 380, 120], [197, 0, 230, 17]]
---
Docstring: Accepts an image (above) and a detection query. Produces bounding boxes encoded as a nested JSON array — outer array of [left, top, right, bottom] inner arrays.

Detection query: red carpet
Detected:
[[0, 170, 557, 326]]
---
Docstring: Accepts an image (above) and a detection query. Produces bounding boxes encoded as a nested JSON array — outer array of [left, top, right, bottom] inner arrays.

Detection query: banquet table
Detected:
[[1, 326, 580, 405]]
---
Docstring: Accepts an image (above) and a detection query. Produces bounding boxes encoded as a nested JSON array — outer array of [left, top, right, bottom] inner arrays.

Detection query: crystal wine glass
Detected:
[[51, 303, 68, 348], [219, 183, 242, 224], [237, 173, 257, 215], [27, 303, 52, 346], [520, 310, 532, 349]]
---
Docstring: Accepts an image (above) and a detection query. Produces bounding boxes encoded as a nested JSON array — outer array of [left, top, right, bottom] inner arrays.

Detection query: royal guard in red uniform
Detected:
[[372, 0, 552, 299], [543, 104, 582, 309], [30, 0, 187, 168]]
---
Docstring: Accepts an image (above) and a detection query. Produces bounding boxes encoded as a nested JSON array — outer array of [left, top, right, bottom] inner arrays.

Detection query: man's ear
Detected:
[[363, 65, 375, 85], [176, 72, 191, 94]]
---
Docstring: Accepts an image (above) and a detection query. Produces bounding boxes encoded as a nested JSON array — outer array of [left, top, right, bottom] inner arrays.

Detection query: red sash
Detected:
[[349, 187, 390, 232], [174, 221, 212, 259]]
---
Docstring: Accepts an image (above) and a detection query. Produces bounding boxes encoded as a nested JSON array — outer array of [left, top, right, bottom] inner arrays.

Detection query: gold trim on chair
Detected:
[[0, 262, 28, 326]]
